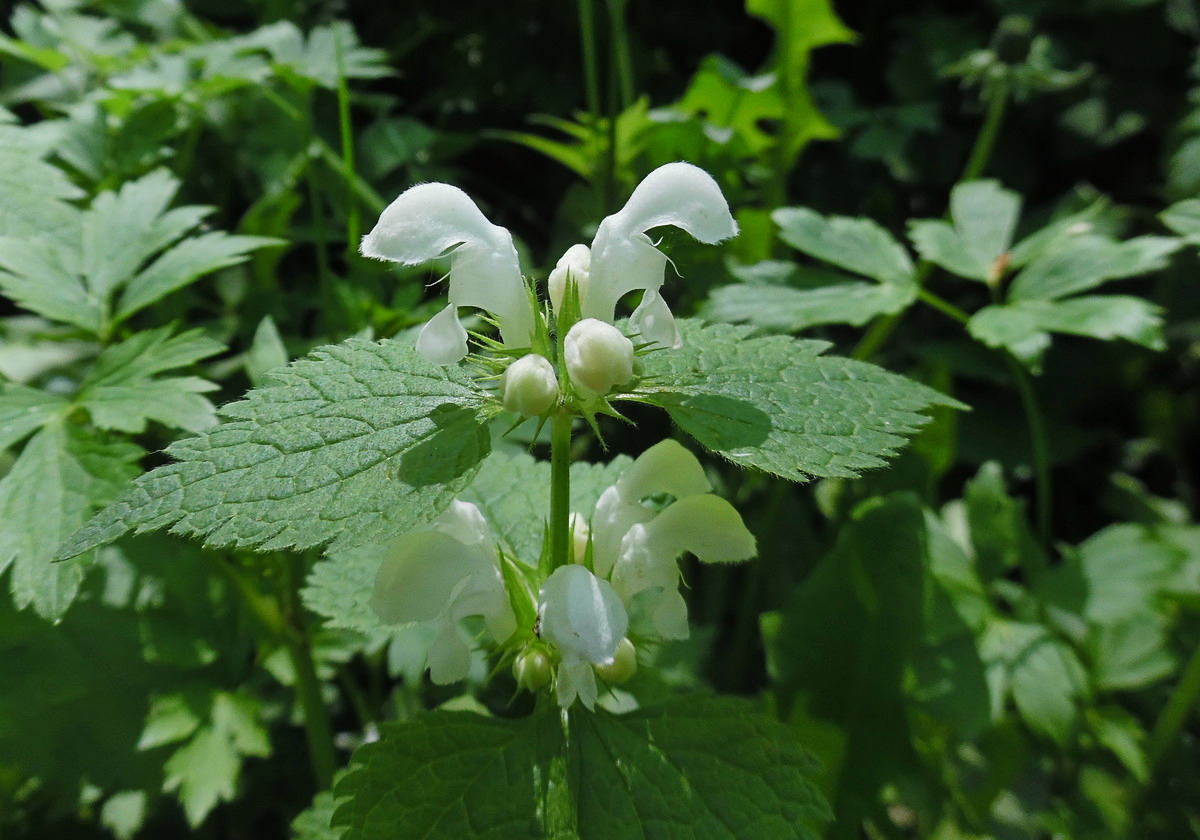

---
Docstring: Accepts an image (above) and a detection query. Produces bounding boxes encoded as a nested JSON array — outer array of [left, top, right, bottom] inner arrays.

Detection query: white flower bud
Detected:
[[513, 647, 553, 692], [548, 243, 591, 314], [564, 318, 634, 397], [594, 637, 637, 684], [501, 354, 559, 416], [568, 512, 590, 564]]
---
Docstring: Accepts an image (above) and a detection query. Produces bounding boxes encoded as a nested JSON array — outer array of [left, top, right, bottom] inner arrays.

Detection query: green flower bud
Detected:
[[513, 647, 553, 692], [501, 354, 559, 416], [564, 319, 634, 396], [593, 637, 637, 684]]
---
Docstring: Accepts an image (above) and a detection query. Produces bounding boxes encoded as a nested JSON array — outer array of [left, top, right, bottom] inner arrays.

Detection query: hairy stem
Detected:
[[549, 408, 574, 569]]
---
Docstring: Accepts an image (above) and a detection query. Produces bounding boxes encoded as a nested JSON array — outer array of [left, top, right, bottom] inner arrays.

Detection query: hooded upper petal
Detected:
[[361, 182, 534, 359], [584, 162, 737, 323]]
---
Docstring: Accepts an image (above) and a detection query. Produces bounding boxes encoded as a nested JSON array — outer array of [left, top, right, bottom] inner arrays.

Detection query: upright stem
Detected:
[[549, 408, 574, 569], [1004, 354, 1052, 550], [960, 86, 1008, 184], [1146, 641, 1200, 775], [577, 0, 601, 121], [280, 554, 337, 791], [853, 86, 1009, 362], [218, 555, 336, 791], [333, 27, 361, 264]]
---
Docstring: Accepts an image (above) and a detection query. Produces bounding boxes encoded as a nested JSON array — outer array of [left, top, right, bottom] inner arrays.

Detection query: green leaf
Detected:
[[745, 0, 854, 159], [968, 296, 1164, 369], [636, 320, 963, 481], [1161, 198, 1200, 242], [292, 790, 348, 840], [909, 180, 1021, 281], [161, 691, 271, 827], [0, 234, 99, 332], [705, 279, 914, 332], [0, 382, 68, 452], [1087, 617, 1176, 691], [115, 231, 283, 323], [0, 421, 142, 619], [333, 698, 829, 839], [981, 620, 1088, 745], [772, 207, 914, 283], [963, 462, 1044, 584], [77, 328, 224, 434], [246, 315, 290, 387], [0, 142, 84, 238], [1007, 234, 1179, 301], [303, 450, 631, 633], [0, 169, 278, 336], [569, 698, 829, 839], [1087, 707, 1149, 783], [762, 494, 934, 834], [333, 705, 563, 839], [58, 338, 492, 559]]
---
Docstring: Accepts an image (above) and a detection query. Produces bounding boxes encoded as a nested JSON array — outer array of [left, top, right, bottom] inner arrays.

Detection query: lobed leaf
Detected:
[[0, 420, 143, 619], [57, 339, 493, 559], [772, 206, 914, 284], [909, 180, 1021, 281]]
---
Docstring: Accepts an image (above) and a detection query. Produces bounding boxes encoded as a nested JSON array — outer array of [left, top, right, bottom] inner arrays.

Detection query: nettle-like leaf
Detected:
[[707, 209, 917, 332], [0, 168, 280, 337], [634, 319, 964, 481], [58, 338, 494, 560], [303, 450, 631, 634], [332, 698, 829, 840], [0, 419, 143, 619]]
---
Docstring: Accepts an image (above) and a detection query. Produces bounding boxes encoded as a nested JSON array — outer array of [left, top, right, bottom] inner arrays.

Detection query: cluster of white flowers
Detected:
[[368, 441, 755, 709], [359, 162, 750, 709], [360, 161, 737, 410]]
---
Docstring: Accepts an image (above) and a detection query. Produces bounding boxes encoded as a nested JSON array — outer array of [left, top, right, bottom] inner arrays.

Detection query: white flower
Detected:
[[591, 440, 756, 639], [370, 500, 517, 684], [538, 564, 628, 709], [564, 162, 737, 349], [547, 242, 591, 314], [563, 318, 635, 396], [361, 183, 535, 365], [501, 353, 559, 416]]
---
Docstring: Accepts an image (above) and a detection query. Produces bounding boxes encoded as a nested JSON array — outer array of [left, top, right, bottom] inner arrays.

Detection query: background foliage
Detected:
[[1, 0, 1199, 838]]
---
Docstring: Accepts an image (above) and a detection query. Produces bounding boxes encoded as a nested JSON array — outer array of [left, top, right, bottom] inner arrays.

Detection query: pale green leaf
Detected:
[[246, 315, 290, 387], [772, 207, 914, 283], [635, 319, 963, 481], [981, 620, 1087, 745], [1087, 707, 1149, 783], [1008, 234, 1180, 301], [1088, 617, 1176, 691], [0, 383, 68, 452], [0, 421, 142, 619], [0, 235, 99, 332], [705, 279, 914, 332], [82, 169, 181, 301], [116, 231, 283, 322], [0, 144, 84, 238], [58, 339, 492, 559], [968, 295, 1163, 369], [1161, 198, 1200, 242], [159, 691, 270, 827], [138, 693, 202, 751], [76, 328, 224, 433], [292, 790, 348, 840], [909, 180, 1021, 281]]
